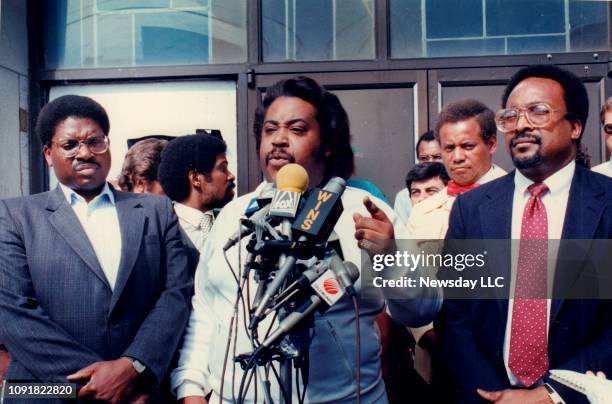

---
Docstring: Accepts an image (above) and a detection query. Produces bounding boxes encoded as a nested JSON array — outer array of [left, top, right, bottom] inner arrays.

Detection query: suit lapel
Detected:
[[551, 166, 605, 323], [478, 174, 515, 323], [110, 191, 145, 311], [46, 187, 111, 288]]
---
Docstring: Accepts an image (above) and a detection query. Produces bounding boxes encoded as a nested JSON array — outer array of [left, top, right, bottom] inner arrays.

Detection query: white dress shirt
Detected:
[[173, 202, 213, 252], [503, 161, 575, 387], [592, 160, 612, 177], [59, 182, 122, 290]]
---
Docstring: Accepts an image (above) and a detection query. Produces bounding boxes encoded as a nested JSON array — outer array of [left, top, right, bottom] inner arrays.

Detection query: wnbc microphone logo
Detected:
[[270, 190, 300, 217], [323, 278, 339, 295]]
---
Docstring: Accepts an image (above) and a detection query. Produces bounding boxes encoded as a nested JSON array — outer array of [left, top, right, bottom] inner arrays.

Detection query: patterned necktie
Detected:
[[509, 182, 549, 387], [198, 212, 214, 243]]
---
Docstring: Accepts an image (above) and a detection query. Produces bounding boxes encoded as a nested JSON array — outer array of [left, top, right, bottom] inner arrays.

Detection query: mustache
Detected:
[[73, 159, 100, 170], [509, 131, 542, 148], [265, 148, 295, 164]]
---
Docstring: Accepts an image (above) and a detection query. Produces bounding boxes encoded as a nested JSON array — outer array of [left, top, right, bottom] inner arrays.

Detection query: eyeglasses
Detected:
[[603, 124, 612, 135], [52, 135, 109, 158], [418, 154, 442, 163], [495, 103, 572, 133]]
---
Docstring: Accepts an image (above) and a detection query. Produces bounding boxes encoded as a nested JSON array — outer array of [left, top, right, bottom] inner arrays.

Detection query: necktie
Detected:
[[446, 181, 480, 196], [509, 182, 549, 387], [198, 212, 214, 243]]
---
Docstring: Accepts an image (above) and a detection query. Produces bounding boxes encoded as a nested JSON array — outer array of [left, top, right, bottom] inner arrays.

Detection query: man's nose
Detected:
[[227, 170, 236, 182], [75, 141, 94, 160], [271, 127, 289, 145], [515, 111, 533, 133], [451, 148, 465, 162]]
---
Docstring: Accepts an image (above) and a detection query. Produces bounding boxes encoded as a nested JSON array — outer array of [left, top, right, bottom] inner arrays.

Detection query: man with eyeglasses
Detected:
[[438, 65, 612, 404], [592, 97, 612, 177], [0, 95, 192, 403]]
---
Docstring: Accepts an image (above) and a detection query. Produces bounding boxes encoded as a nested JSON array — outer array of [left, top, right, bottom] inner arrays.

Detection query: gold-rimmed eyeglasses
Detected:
[[495, 103, 574, 133], [52, 135, 109, 158]]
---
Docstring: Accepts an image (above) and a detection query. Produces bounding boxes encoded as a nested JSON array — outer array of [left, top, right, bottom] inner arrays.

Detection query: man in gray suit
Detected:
[[0, 95, 192, 403]]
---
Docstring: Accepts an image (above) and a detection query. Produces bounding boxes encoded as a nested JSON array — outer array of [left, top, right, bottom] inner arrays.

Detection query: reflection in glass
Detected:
[[262, 0, 375, 62], [390, 0, 609, 59], [43, 0, 246, 68]]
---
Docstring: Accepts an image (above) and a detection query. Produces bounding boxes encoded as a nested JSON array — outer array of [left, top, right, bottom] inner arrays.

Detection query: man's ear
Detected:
[[569, 118, 583, 141], [487, 134, 498, 155], [188, 170, 201, 189], [43, 145, 53, 167], [134, 177, 146, 193]]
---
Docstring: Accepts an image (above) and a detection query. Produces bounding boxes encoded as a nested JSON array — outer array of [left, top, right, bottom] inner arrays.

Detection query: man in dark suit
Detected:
[[437, 65, 612, 403], [0, 95, 192, 403]]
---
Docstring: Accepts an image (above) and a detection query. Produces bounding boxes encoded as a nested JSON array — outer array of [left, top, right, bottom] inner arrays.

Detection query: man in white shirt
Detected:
[[440, 65, 612, 404], [591, 97, 612, 177], [158, 134, 236, 276], [393, 131, 443, 224], [171, 76, 441, 403]]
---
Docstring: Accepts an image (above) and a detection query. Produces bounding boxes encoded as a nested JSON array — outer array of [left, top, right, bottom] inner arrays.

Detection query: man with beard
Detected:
[[0, 95, 192, 403], [158, 134, 235, 277], [170, 76, 440, 403], [438, 65, 612, 403]]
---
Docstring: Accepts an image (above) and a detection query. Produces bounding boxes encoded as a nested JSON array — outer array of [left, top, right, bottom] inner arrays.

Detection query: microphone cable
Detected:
[[352, 294, 361, 404]]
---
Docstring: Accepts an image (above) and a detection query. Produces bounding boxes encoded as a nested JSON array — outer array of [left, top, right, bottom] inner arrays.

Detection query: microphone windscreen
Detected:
[[275, 164, 309, 193]]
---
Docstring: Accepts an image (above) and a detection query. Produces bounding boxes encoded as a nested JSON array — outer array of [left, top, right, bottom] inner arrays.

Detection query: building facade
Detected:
[[1, 0, 610, 199]]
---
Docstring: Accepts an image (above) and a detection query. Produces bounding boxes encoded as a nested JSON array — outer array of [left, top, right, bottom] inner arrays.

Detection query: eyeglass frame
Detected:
[[495, 102, 576, 134], [603, 123, 612, 135], [50, 135, 110, 158]]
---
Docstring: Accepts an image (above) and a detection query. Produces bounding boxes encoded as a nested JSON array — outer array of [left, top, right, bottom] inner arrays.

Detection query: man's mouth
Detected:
[[266, 152, 294, 165], [510, 133, 541, 149], [74, 162, 99, 173]]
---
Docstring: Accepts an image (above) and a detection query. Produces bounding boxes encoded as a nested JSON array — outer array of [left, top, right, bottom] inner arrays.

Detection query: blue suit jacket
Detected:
[[437, 166, 612, 403], [0, 186, 192, 401]]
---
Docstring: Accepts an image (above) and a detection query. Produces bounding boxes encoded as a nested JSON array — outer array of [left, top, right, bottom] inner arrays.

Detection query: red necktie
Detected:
[[509, 182, 549, 387], [446, 181, 480, 196]]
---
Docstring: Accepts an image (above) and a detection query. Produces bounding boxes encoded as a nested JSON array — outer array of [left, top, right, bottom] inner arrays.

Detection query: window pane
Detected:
[[43, 0, 245, 68], [262, 0, 375, 62], [390, 0, 609, 59]]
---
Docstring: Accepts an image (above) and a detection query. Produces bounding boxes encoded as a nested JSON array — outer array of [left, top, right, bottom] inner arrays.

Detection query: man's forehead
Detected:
[[507, 77, 565, 106], [439, 118, 484, 143]]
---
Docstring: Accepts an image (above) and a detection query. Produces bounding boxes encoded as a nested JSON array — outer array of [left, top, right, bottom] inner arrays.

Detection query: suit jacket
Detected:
[[0, 186, 192, 402], [436, 166, 612, 403]]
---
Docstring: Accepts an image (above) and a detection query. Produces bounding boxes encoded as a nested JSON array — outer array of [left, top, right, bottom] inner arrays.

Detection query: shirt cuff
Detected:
[[544, 383, 566, 404], [176, 381, 208, 400]]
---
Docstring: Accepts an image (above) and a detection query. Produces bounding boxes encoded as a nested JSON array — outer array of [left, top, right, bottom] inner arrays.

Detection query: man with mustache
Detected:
[[0, 95, 192, 403], [171, 76, 440, 403], [439, 65, 612, 403], [158, 134, 236, 277]]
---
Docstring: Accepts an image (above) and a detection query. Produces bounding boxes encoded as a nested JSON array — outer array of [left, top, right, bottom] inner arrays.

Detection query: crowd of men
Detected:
[[0, 64, 610, 404]]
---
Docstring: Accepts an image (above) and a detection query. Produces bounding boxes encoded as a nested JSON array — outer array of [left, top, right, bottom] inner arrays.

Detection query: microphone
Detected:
[[251, 165, 309, 323], [223, 183, 276, 251], [291, 177, 346, 243], [329, 256, 359, 297], [255, 262, 359, 351]]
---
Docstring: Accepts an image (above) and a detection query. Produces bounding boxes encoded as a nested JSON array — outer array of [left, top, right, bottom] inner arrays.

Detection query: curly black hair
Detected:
[[253, 76, 354, 180], [35, 95, 110, 146], [158, 134, 227, 202]]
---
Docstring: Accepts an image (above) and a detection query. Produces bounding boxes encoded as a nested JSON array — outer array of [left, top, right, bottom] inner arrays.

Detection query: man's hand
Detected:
[[353, 196, 394, 255], [181, 396, 208, 404], [67, 357, 139, 403], [477, 386, 553, 403]]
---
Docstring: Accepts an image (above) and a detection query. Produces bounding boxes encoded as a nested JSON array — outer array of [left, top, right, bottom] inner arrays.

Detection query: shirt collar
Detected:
[[59, 182, 115, 206], [514, 160, 575, 198], [174, 202, 210, 228]]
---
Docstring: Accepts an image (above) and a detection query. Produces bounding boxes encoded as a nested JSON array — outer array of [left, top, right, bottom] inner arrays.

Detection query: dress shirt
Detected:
[[592, 160, 612, 177], [503, 161, 574, 387], [393, 188, 412, 226], [171, 183, 441, 403], [59, 182, 121, 290], [173, 202, 213, 252]]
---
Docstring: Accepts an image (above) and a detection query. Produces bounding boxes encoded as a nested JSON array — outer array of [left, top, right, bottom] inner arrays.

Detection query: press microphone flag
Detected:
[[269, 163, 309, 219], [292, 177, 345, 242]]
